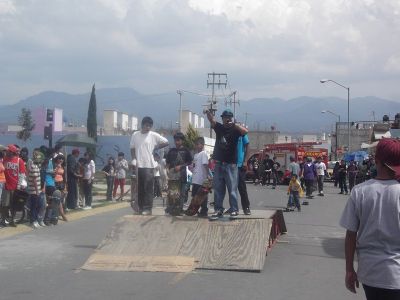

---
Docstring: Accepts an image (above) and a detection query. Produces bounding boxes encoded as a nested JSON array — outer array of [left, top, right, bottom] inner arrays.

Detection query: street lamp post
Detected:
[[320, 79, 350, 152], [321, 110, 341, 160], [177, 90, 183, 132]]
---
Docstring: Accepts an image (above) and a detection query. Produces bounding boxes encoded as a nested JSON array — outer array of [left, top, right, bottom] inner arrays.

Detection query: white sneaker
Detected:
[[31, 222, 39, 229], [38, 221, 46, 227], [83, 206, 92, 210]]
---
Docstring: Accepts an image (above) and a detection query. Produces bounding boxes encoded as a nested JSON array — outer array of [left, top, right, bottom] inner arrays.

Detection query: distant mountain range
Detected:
[[1, 87, 399, 133]]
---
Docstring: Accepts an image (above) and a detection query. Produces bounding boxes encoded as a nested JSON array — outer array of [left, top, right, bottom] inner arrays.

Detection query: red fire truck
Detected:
[[247, 142, 329, 184]]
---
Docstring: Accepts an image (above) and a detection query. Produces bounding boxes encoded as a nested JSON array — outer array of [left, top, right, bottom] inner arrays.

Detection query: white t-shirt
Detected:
[[340, 179, 400, 289], [192, 150, 209, 185], [130, 131, 168, 168], [314, 162, 326, 176]]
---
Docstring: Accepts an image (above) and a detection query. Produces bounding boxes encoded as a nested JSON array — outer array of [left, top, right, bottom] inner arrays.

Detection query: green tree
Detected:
[[183, 124, 200, 151], [87, 83, 97, 142], [16, 108, 35, 142]]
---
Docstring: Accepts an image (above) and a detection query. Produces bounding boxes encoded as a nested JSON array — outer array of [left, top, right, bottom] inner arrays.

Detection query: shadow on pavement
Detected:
[[321, 237, 345, 259]]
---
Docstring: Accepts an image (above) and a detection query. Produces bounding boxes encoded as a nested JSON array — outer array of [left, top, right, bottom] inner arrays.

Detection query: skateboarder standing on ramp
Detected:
[[165, 132, 193, 216], [204, 108, 248, 220], [130, 117, 169, 215]]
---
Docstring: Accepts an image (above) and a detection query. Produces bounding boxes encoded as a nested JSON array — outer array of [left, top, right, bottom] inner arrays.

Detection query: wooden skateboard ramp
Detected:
[[82, 209, 285, 273]]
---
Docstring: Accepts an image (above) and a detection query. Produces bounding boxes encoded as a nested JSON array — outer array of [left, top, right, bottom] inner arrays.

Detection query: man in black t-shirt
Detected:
[[205, 108, 248, 219]]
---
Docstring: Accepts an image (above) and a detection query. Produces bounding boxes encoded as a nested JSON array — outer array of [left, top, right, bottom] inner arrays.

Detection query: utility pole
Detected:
[[177, 90, 183, 132], [207, 72, 227, 138], [244, 112, 250, 128], [225, 91, 240, 120]]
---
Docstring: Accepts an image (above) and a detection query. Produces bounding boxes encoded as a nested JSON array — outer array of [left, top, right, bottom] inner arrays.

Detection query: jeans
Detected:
[[83, 179, 93, 207], [30, 192, 46, 223], [339, 177, 348, 193], [317, 175, 324, 193], [138, 168, 154, 212], [272, 171, 278, 187], [213, 162, 239, 213], [238, 167, 250, 210], [106, 176, 114, 200], [287, 191, 300, 208]]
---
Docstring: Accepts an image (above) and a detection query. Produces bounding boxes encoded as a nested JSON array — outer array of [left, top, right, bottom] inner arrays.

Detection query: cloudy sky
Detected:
[[1, 0, 400, 104]]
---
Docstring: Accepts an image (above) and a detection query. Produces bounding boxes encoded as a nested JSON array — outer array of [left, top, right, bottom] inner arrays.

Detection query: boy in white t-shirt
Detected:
[[340, 138, 400, 299], [314, 156, 326, 196], [130, 117, 169, 215], [190, 137, 210, 217]]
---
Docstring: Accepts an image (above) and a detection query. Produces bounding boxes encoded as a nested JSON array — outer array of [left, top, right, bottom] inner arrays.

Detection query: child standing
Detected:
[[102, 157, 115, 201], [165, 132, 193, 215], [190, 137, 210, 217], [286, 175, 303, 212]]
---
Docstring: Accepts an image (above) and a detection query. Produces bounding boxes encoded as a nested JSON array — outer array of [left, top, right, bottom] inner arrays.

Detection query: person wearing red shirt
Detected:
[[0, 144, 26, 227]]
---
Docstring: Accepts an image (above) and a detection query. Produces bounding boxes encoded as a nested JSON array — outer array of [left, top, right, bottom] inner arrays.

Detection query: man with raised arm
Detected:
[[205, 108, 248, 220]]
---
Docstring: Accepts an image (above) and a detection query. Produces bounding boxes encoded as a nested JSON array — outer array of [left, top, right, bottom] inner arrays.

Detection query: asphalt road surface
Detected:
[[0, 182, 365, 300]]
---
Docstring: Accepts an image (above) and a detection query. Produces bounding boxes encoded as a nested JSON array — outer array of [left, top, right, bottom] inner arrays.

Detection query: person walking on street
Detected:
[[314, 156, 326, 196], [340, 138, 400, 299], [288, 156, 300, 177], [302, 157, 316, 205], [205, 108, 248, 220], [271, 156, 280, 189], [347, 160, 358, 192], [338, 159, 348, 195], [130, 116, 169, 215], [262, 154, 274, 186]]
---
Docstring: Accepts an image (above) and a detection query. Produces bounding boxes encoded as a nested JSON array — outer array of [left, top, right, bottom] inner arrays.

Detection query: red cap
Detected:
[[7, 144, 18, 154], [375, 138, 400, 176]]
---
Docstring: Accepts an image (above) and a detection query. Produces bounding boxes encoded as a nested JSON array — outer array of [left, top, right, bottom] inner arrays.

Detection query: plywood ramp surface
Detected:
[[82, 214, 273, 273]]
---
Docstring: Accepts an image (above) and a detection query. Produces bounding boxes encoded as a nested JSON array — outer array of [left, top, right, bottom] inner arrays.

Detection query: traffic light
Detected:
[[44, 126, 52, 140], [46, 108, 54, 122]]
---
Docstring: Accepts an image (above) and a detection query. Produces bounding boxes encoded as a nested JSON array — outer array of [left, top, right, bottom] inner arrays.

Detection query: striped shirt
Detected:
[[28, 162, 41, 195]]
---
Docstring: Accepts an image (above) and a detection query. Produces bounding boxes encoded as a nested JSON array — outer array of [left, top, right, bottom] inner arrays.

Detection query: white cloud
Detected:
[[1, 0, 400, 103]]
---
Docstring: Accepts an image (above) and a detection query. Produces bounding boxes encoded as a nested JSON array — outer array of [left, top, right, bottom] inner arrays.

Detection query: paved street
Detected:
[[0, 182, 364, 300]]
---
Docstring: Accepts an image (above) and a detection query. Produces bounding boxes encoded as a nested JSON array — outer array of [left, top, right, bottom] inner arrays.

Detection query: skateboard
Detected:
[[167, 180, 182, 216], [185, 179, 212, 216], [130, 171, 140, 214]]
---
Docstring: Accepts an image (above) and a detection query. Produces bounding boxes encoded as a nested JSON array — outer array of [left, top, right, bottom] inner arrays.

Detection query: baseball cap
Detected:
[[375, 138, 400, 176], [220, 109, 233, 118], [7, 144, 18, 154]]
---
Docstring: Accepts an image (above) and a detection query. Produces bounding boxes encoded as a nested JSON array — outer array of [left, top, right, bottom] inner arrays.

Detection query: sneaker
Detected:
[[82, 206, 92, 210], [345, 192, 348, 195], [223, 208, 234, 215], [209, 210, 223, 220], [197, 211, 208, 218], [297, 207, 301, 212], [339, 192, 344, 194], [302, 201, 309, 205], [38, 221, 46, 227], [243, 208, 251, 215], [318, 192, 324, 196], [142, 210, 152, 216], [229, 211, 239, 219], [31, 222, 39, 229]]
